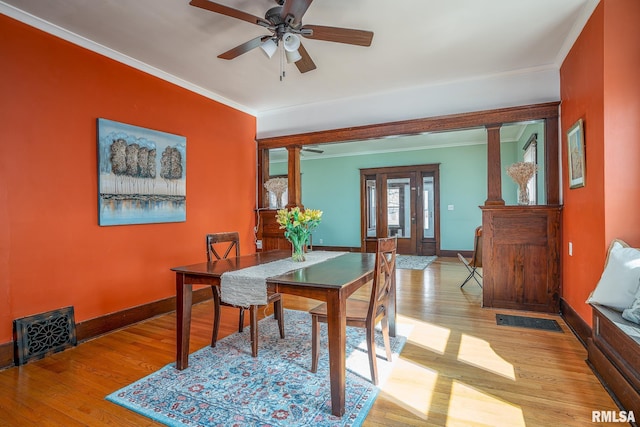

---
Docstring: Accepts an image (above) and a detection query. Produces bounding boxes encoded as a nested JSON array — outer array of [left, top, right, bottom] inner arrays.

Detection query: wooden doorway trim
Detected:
[[256, 102, 560, 209], [360, 164, 440, 255]]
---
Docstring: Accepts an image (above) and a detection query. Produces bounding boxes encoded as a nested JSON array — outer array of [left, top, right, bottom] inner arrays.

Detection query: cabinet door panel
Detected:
[[482, 206, 561, 313]]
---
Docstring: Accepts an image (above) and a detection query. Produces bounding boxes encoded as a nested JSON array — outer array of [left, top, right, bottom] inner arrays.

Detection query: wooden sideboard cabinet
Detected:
[[256, 209, 289, 251], [480, 205, 562, 313]]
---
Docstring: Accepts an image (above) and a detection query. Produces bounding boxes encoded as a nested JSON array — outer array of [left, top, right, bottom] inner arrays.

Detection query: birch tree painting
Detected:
[[97, 118, 186, 225]]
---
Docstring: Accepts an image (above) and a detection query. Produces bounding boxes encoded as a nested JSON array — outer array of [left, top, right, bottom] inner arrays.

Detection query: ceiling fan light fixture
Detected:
[[285, 49, 302, 63], [283, 33, 301, 63], [283, 33, 300, 50], [260, 38, 278, 58]]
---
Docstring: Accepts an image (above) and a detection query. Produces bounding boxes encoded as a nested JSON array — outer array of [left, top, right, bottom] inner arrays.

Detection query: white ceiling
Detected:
[[1, 0, 599, 138]]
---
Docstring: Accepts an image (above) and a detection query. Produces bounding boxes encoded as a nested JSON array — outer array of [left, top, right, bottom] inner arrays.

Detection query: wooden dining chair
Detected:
[[309, 237, 397, 385], [457, 226, 483, 288], [206, 232, 284, 356]]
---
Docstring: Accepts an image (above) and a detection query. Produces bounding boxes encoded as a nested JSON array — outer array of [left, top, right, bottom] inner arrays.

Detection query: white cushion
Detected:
[[587, 240, 640, 311], [622, 292, 640, 324]]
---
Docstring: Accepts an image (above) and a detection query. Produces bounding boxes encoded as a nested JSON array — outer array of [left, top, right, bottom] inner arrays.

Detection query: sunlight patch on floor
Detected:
[[378, 356, 438, 420], [347, 321, 415, 384], [374, 315, 518, 422], [457, 333, 516, 380], [401, 315, 451, 354], [446, 381, 525, 427]]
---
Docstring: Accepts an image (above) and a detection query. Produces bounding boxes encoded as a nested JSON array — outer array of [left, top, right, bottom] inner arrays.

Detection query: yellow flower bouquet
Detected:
[[276, 207, 323, 261]]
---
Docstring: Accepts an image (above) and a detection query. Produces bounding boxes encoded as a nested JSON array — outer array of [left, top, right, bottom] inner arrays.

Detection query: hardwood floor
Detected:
[[0, 258, 618, 426]]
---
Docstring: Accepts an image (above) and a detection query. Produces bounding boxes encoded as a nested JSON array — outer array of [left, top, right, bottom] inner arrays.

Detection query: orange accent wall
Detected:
[[602, 0, 640, 244], [560, 0, 640, 325], [0, 15, 257, 344]]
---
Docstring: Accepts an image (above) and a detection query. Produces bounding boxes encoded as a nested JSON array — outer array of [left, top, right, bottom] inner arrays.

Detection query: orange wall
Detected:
[[560, 0, 640, 325], [603, 0, 640, 244], [0, 16, 257, 344]]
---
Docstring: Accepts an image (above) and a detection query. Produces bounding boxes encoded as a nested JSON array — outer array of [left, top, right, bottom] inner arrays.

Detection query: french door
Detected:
[[361, 165, 439, 255]]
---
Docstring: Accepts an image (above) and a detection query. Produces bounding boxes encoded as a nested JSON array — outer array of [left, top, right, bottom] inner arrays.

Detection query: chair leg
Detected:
[[238, 307, 245, 333], [472, 273, 483, 288], [366, 324, 379, 385], [381, 316, 393, 362], [311, 315, 320, 373], [275, 299, 285, 339], [460, 267, 476, 288], [211, 286, 221, 347], [250, 305, 258, 357], [472, 269, 483, 288]]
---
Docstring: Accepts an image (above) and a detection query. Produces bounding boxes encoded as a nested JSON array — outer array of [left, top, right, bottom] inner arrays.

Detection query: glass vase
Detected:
[[518, 184, 530, 205], [291, 238, 306, 262]]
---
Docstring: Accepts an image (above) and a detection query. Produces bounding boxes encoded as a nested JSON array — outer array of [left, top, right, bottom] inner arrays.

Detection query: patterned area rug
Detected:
[[106, 309, 409, 427], [396, 255, 437, 270]]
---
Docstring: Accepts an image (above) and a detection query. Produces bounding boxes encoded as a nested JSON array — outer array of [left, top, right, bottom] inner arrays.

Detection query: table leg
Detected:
[[325, 289, 346, 417], [176, 273, 192, 370], [250, 305, 258, 357]]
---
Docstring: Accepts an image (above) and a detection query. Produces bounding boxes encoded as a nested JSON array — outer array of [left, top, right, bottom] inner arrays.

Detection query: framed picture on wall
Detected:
[[97, 118, 187, 226], [567, 119, 585, 189]]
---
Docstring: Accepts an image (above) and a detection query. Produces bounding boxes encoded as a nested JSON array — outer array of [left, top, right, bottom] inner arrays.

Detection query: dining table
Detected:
[[170, 249, 396, 417]]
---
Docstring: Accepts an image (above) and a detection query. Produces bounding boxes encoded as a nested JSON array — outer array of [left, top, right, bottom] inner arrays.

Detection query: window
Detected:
[[366, 179, 376, 237], [423, 176, 434, 238]]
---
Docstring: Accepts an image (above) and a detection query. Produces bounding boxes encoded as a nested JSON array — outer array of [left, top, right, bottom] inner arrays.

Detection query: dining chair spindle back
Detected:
[[206, 232, 284, 356], [309, 236, 397, 385]]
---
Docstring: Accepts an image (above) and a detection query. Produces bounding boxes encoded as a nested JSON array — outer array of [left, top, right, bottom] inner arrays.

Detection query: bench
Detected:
[[588, 303, 640, 415]]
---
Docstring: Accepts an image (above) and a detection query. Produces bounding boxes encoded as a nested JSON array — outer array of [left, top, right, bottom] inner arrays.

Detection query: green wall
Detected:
[[270, 126, 544, 251]]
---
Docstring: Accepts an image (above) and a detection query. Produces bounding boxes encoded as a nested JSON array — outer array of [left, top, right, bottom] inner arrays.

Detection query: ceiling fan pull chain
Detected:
[[280, 44, 285, 81]]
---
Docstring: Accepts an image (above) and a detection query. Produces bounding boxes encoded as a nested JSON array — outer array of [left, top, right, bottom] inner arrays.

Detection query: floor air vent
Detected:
[[496, 314, 563, 332], [13, 306, 77, 366]]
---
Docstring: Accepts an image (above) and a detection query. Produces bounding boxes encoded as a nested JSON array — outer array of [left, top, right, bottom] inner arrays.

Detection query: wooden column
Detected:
[[257, 148, 269, 208], [286, 145, 303, 208], [545, 115, 560, 205], [485, 124, 505, 206]]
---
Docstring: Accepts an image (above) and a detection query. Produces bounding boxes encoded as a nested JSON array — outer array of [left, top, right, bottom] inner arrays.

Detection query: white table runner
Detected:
[[220, 251, 346, 307]]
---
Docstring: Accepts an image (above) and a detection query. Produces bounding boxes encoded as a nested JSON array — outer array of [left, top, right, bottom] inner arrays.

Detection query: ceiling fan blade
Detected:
[[302, 147, 324, 153], [189, 0, 269, 26], [294, 43, 317, 73], [280, 0, 313, 28], [301, 25, 373, 46], [218, 36, 271, 60]]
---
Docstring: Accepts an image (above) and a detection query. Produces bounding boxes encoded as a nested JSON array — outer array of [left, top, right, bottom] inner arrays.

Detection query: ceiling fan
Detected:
[[302, 146, 323, 154], [189, 0, 374, 74]]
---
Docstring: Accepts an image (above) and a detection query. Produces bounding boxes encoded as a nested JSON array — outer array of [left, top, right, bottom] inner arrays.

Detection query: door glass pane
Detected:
[[423, 176, 434, 238], [366, 179, 376, 237], [387, 178, 411, 238]]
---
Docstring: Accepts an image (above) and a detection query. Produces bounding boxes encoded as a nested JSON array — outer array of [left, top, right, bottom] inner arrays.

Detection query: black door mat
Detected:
[[496, 314, 563, 332]]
